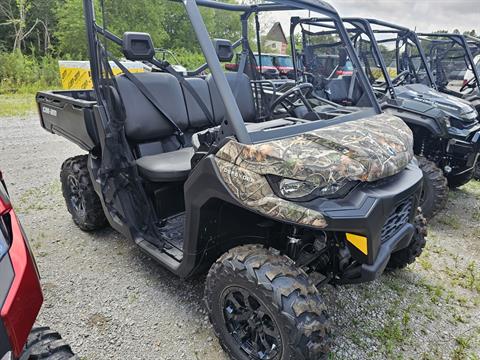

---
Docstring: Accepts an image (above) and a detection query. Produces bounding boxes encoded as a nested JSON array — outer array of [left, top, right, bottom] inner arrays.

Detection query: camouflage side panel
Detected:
[[214, 113, 413, 227], [216, 158, 328, 228]]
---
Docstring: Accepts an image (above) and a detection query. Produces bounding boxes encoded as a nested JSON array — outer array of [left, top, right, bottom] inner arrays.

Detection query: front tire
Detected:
[[205, 245, 331, 360], [417, 157, 448, 219], [60, 155, 107, 231], [19, 327, 77, 360], [387, 212, 427, 270]]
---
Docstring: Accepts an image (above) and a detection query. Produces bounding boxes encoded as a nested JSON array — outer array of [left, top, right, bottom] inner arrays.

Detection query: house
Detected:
[[264, 22, 288, 54]]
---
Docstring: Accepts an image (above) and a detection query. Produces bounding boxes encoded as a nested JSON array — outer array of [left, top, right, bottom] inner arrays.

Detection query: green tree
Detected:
[[55, 0, 87, 58]]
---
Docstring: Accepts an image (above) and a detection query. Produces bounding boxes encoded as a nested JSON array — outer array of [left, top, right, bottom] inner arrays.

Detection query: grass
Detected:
[[15, 181, 62, 214], [437, 214, 461, 229], [0, 93, 38, 117], [452, 335, 473, 360]]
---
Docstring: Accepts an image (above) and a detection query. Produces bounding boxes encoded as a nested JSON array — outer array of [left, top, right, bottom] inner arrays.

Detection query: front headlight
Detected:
[[269, 176, 356, 201], [278, 179, 317, 199]]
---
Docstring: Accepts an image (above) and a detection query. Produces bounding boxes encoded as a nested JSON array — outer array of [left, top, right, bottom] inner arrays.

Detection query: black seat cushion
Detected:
[[136, 147, 194, 182], [207, 72, 256, 123]]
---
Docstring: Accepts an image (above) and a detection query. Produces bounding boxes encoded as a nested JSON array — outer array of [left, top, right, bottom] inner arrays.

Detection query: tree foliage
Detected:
[[1, 0, 243, 58]]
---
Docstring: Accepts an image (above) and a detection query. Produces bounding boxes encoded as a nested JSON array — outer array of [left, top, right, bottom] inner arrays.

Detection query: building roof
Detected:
[[266, 22, 288, 44]]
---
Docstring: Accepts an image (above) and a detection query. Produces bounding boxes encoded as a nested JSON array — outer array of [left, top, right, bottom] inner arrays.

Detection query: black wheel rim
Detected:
[[222, 286, 282, 360], [68, 175, 86, 216]]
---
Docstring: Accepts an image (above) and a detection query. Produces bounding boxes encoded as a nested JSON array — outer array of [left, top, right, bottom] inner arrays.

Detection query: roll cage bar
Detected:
[[83, 0, 382, 147], [417, 32, 480, 92]]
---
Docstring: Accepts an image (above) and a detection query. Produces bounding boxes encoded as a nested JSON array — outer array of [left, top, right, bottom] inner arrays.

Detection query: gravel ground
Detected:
[[1, 114, 479, 360]]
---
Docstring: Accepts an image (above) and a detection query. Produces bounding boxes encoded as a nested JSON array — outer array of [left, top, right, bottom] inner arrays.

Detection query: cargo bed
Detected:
[[36, 90, 100, 151]]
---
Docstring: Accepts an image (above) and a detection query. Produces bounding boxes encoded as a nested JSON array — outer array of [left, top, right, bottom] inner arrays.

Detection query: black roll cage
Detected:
[[293, 17, 399, 100], [416, 32, 480, 92], [82, 0, 382, 147], [356, 19, 438, 90], [289, 16, 383, 111]]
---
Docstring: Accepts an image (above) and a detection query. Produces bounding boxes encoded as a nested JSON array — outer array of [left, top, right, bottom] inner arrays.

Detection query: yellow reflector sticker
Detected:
[[345, 233, 368, 255]]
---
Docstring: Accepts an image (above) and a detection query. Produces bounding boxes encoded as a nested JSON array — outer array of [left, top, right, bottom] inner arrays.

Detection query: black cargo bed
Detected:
[[36, 90, 100, 151]]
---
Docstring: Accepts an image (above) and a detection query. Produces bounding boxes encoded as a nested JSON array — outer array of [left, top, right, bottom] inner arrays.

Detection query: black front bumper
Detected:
[[302, 162, 424, 284], [446, 130, 480, 175]]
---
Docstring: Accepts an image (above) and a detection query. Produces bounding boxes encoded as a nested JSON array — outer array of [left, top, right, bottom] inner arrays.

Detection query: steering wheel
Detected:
[[270, 83, 315, 116], [460, 76, 477, 92], [391, 70, 412, 86]]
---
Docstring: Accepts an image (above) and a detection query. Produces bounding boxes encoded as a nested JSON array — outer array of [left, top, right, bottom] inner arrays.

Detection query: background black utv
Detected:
[[292, 17, 480, 219], [36, 0, 427, 359]]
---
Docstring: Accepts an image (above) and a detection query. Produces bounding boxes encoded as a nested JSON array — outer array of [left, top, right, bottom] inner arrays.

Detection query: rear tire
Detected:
[[19, 327, 77, 360], [417, 156, 448, 220], [60, 155, 107, 231], [387, 212, 427, 270], [205, 245, 331, 360]]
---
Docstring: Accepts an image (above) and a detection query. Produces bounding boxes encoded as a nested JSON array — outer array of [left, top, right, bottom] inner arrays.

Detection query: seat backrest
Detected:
[[115, 71, 256, 157], [182, 77, 217, 130], [326, 77, 349, 102], [207, 72, 257, 123], [116, 72, 189, 142]]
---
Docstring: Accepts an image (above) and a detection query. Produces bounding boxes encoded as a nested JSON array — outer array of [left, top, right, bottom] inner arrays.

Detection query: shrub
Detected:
[[0, 51, 60, 93]]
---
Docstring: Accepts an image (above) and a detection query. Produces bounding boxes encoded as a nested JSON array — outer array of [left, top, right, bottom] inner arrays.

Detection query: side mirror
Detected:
[[213, 39, 234, 62], [122, 32, 155, 61]]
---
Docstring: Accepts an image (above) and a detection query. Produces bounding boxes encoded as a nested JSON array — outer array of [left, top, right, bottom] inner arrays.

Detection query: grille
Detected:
[[380, 198, 413, 243]]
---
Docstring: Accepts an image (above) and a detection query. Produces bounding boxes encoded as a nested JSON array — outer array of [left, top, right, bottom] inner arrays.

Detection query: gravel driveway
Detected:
[[0, 114, 479, 360]]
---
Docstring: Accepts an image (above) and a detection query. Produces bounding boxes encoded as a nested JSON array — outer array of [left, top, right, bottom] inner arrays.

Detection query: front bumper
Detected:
[[446, 130, 480, 174], [301, 162, 423, 284]]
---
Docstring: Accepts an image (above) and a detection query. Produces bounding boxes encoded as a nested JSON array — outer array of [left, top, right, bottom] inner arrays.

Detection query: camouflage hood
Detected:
[[216, 113, 414, 187]]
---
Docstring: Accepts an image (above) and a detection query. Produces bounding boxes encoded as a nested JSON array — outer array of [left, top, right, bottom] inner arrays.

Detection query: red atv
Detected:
[[0, 171, 76, 360]]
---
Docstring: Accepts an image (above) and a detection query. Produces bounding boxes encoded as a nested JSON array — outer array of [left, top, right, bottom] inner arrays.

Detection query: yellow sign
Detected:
[[345, 233, 368, 255], [58, 61, 145, 90]]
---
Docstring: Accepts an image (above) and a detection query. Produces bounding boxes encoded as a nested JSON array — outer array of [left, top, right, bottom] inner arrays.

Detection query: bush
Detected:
[[0, 51, 60, 93]]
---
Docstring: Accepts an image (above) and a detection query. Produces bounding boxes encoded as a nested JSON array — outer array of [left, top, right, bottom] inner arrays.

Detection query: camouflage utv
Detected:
[[36, 0, 426, 358]]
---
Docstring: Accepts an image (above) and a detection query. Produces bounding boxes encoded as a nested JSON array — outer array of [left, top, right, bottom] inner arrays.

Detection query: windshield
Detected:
[[254, 55, 275, 67], [275, 56, 293, 67]]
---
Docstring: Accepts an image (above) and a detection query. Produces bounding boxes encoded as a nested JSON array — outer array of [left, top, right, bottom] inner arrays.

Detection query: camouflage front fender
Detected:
[[214, 113, 414, 228]]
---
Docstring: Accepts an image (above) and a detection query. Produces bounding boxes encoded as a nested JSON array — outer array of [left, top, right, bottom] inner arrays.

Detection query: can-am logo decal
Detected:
[[42, 106, 57, 117], [223, 167, 253, 182]]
